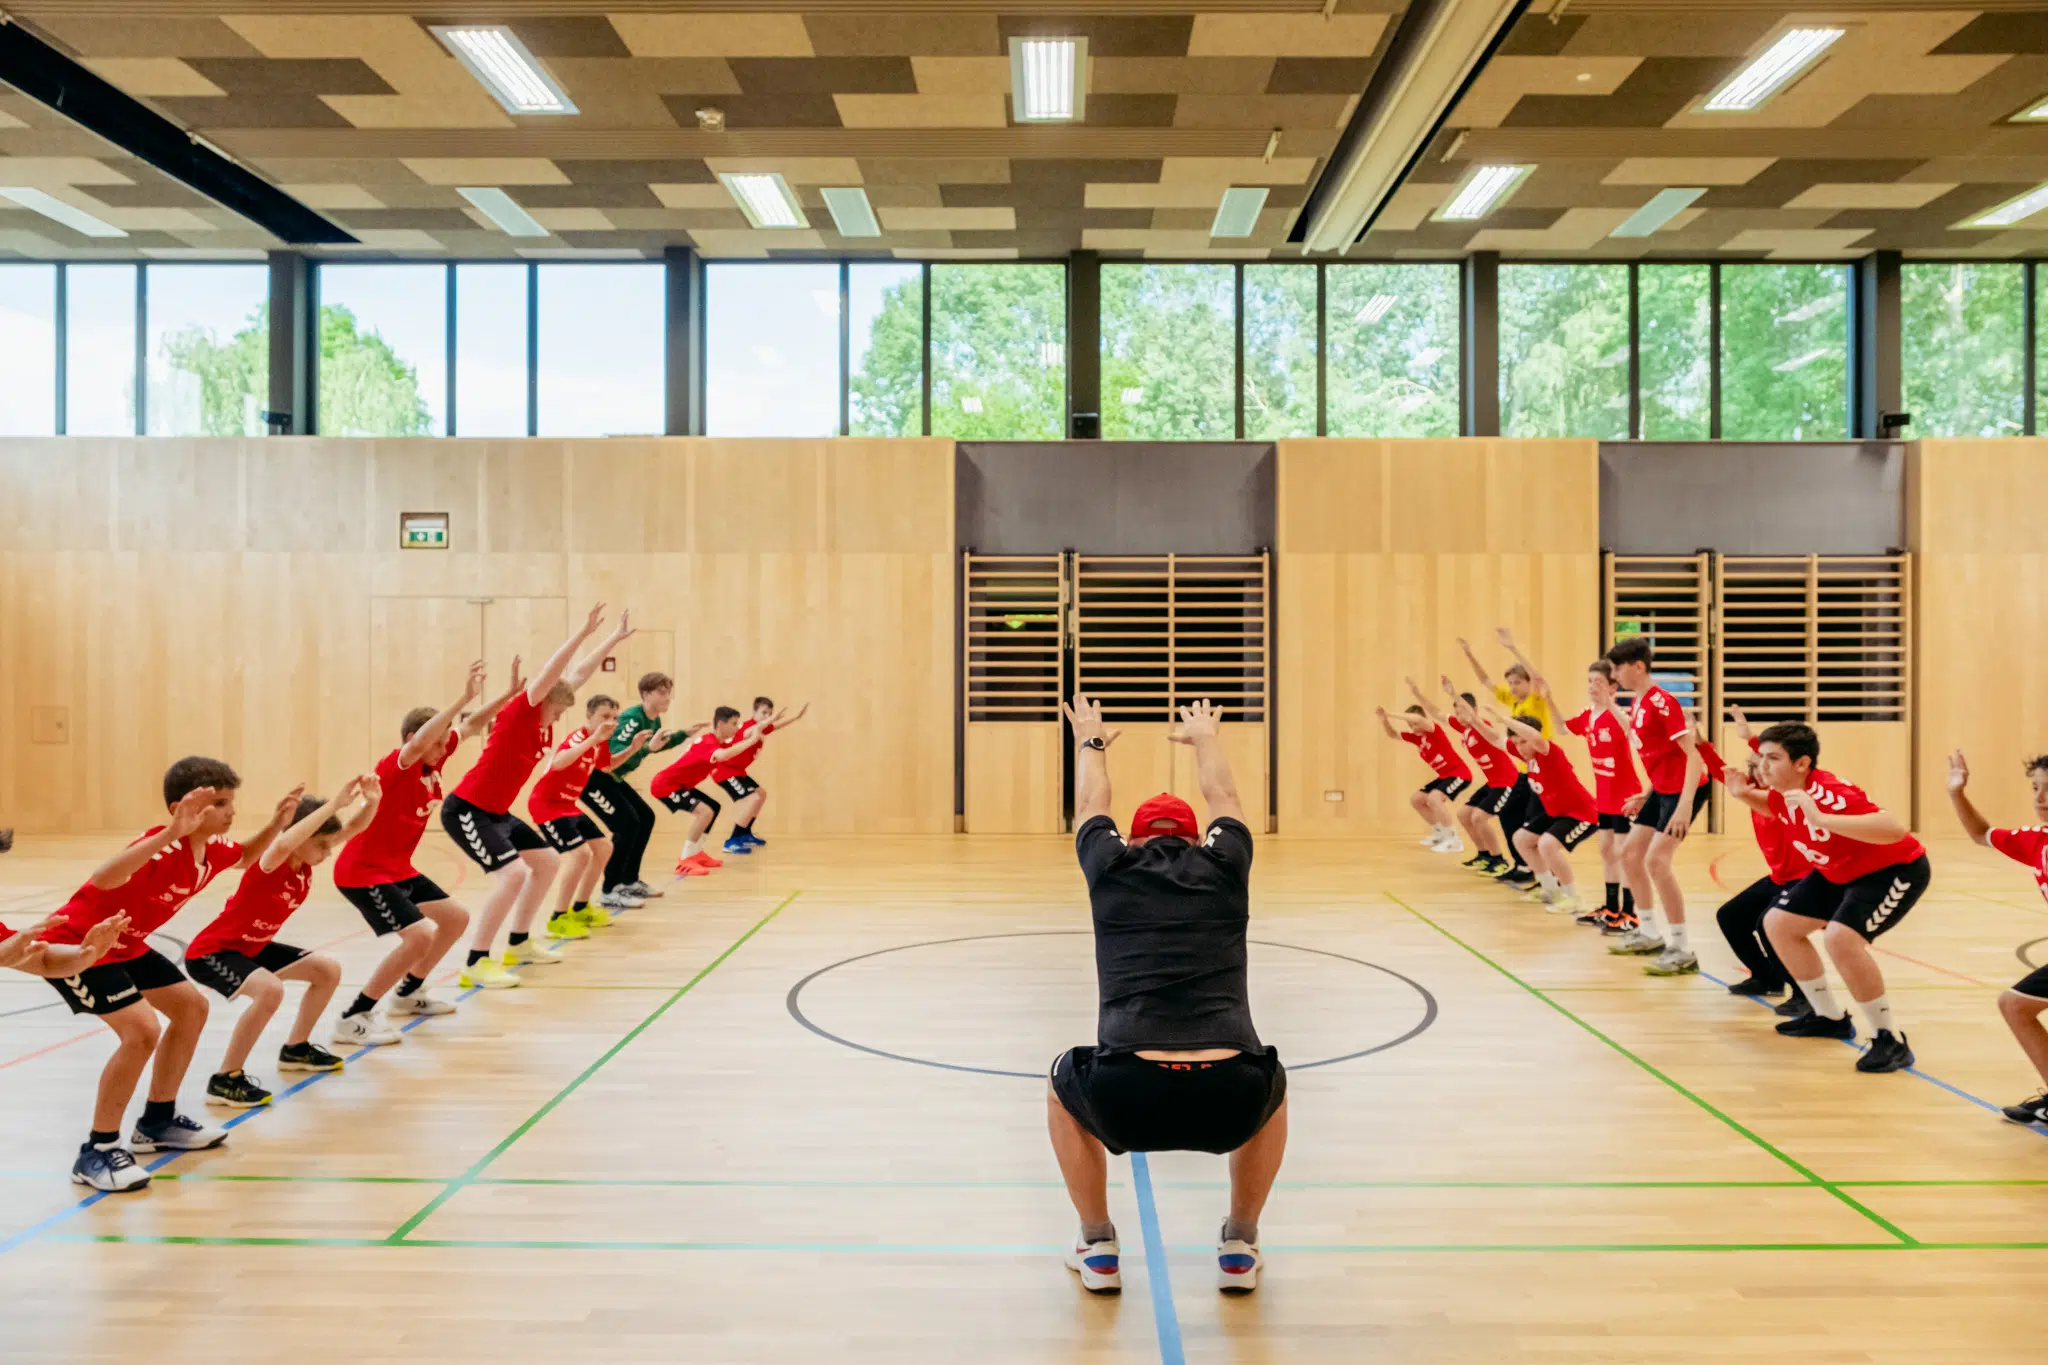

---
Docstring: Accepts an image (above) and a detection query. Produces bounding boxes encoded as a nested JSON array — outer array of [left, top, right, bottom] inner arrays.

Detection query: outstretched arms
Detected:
[[88, 788, 222, 889], [258, 777, 368, 874], [461, 657, 526, 740], [1373, 706, 1400, 740], [1456, 637, 1493, 691], [234, 784, 310, 871], [1947, 750, 1994, 847], [527, 604, 609, 706], [1404, 677, 1445, 723], [1169, 699, 1245, 827], [1064, 693, 1122, 827], [563, 610, 636, 694], [402, 660, 486, 769]]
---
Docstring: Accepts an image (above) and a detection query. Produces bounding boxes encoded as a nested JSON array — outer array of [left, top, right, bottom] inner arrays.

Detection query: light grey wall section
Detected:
[[957, 441, 1275, 553], [1599, 442, 1905, 554]]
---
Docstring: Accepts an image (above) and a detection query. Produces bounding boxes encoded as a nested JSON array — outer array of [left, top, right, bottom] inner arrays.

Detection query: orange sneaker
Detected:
[[683, 851, 723, 870]]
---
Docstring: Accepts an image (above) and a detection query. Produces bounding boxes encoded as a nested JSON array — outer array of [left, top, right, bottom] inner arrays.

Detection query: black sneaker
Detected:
[[1574, 909, 1603, 927], [279, 1041, 344, 1073], [1774, 991, 1812, 1019], [2000, 1091, 2048, 1125], [205, 1071, 272, 1108], [1855, 1030, 1914, 1074], [1497, 870, 1537, 888], [1775, 1011, 1855, 1040], [130, 1112, 228, 1152], [1727, 976, 1787, 997]]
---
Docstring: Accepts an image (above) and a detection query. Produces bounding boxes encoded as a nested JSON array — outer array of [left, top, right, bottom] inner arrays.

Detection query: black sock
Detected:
[[343, 992, 376, 1019], [1604, 881, 1620, 912], [736, 822, 752, 836], [141, 1098, 174, 1126], [508, 932, 529, 947], [88, 1129, 118, 1148], [572, 901, 587, 912], [1623, 888, 1636, 915], [395, 974, 426, 998], [466, 949, 488, 968]]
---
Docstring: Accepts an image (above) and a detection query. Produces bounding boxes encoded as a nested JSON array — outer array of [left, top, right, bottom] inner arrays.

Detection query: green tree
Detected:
[[1326, 263, 1460, 438], [1720, 264, 1849, 441], [316, 304, 433, 437], [1243, 264, 1317, 438], [159, 304, 267, 436], [1902, 262, 2023, 438], [850, 274, 924, 436], [1638, 264, 1710, 439], [1499, 264, 1629, 439], [1101, 264, 1236, 439]]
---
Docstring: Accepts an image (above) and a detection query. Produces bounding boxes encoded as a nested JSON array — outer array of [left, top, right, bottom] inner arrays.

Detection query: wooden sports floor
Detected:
[[1, 828, 2045, 1362]]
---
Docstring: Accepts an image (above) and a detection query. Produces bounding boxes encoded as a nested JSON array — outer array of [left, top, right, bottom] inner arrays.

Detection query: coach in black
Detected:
[[1049, 694, 1288, 1298]]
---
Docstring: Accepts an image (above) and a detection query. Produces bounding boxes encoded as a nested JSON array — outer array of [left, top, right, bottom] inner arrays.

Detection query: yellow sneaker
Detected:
[[459, 958, 521, 990], [572, 905, 613, 930], [509, 939, 563, 966], [545, 912, 591, 941]]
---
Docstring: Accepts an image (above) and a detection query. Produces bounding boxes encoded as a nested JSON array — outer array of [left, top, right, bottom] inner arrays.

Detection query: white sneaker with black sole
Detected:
[[598, 888, 643, 911], [626, 879, 663, 898], [331, 1012, 403, 1048]]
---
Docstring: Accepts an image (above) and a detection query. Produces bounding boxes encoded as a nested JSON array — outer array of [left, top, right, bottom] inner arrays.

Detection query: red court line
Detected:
[[1708, 852, 1730, 891], [0, 1030, 100, 1071], [1874, 945, 1992, 988]]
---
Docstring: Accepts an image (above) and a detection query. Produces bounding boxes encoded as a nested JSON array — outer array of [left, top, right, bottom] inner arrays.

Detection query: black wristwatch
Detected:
[[1080, 737, 1107, 751]]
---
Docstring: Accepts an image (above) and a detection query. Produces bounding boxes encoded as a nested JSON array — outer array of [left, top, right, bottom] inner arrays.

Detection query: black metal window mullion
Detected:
[[53, 262, 66, 435], [1708, 263, 1722, 440], [1315, 262, 1327, 437], [2026, 261, 2038, 437], [920, 262, 932, 438], [1626, 263, 1641, 440], [838, 260, 850, 437], [525, 261, 539, 437], [444, 263, 457, 437], [1233, 262, 1245, 440]]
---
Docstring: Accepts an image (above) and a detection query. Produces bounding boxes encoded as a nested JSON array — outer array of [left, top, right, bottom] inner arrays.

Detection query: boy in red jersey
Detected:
[[1946, 749, 2048, 1121], [1487, 709, 1599, 916], [1561, 661, 1645, 931], [1603, 638, 1707, 974], [1412, 678, 1514, 873], [713, 696, 808, 855], [527, 694, 652, 946], [37, 758, 303, 1191], [1375, 704, 1470, 854], [650, 706, 762, 872], [333, 660, 492, 1031], [441, 604, 634, 988], [1726, 721, 1929, 1073], [186, 778, 380, 1107], [1712, 706, 1806, 1002]]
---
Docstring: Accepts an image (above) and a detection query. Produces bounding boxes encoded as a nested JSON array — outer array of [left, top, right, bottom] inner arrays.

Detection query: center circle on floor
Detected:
[[785, 930, 1438, 1078]]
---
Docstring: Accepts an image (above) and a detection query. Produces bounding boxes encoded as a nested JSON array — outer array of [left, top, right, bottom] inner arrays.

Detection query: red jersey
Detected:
[[1566, 708, 1640, 814], [710, 719, 775, 782], [1448, 716, 1518, 789], [189, 858, 313, 959], [334, 740, 458, 888], [0, 919, 13, 939], [1526, 742, 1599, 823], [1751, 810, 1812, 884], [1767, 771, 1924, 884], [1629, 686, 1696, 795], [454, 692, 551, 815], [528, 728, 612, 823], [1400, 725, 1471, 782], [1990, 827, 2048, 905], [41, 828, 244, 964], [651, 731, 721, 799]]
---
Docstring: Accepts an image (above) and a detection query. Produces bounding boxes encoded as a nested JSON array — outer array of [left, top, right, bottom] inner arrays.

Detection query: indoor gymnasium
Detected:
[[4, 0, 2048, 1360]]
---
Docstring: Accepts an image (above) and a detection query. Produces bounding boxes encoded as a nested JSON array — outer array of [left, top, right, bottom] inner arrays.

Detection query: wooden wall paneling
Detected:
[[963, 722, 1063, 834], [1105, 722, 1179, 808], [824, 439, 955, 553]]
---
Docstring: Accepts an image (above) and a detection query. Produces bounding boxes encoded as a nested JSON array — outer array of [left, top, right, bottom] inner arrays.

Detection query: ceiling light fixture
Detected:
[[1701, 27, 1843, 113], [1610, 187, 1705, 238], [1354, 293, 1397, 325], [821, 187, 880, 237], [457, 186, 549, 238], [1211, 186, 1269, 238], [1009, 37, 1088, 122], [2011, 96, 2048, 122], [720, 172, 807, 229], [1968, 182, 2048, 229], [431, 26, 577, 116], [1435, 164, 1533, 221], [0, 186, 125, 238]]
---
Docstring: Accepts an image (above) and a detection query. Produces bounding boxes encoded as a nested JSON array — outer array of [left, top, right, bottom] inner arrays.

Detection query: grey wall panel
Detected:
[[957, 441, 1275, 554], [1599, 442, 1905, 555]]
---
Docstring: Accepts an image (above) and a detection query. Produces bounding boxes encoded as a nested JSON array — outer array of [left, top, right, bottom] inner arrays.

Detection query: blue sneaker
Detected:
[[130, 1112, 227, 1153], [722, 837, 754, 855], [739, 830, 766, 847], [71, 1142, 150, 1193]]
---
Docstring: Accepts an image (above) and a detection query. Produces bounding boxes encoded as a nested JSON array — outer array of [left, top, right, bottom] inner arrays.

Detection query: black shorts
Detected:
[[44, 946, 187, 1016], [716, 774, 761, 802], [1050, 1045, 1286, 1157], [538, 814, 605, 852], [184, 942, 309, 1000], [1469, 784, 1516, 817], [1534, 815, 1598, 850], [1421, 775, 1472, 801], [1776, 855, 1932, 942], [1599, 811, 1631, 835], [2011, 965, 2048, 1000], [339, 874, 447, 936], [1632, 784, 1711, 832], [657, 786, 719, 816], [441, 793, 546, 871]]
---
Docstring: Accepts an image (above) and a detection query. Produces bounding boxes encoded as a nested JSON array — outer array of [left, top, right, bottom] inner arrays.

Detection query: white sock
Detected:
[[1635, 900, 1659, 935], [1556, 882, 1578, 906], [682, 839, 701, 858], [1536, 871, 1559, 895], [1797, 975, 1844, 1020], [1665, 923, 1689, 952], [1857, 994, 1895, 1037]]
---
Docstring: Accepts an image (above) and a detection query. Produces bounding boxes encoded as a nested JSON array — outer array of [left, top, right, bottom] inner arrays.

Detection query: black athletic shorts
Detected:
[[339, 874, 447, 936], [1421, 775, 1472, 801], [1632, 783, 1711, 833], [538, 814, 605, 852], [1599, 811, 1631, 835], [1534, 814, 1598, 851], [44, 946, 187, 1016], [1050, 1045, 1286, 1157], [441, 793, 546, 871], [1776, 855, 1932, 942], [657, 786, 719, 816], [1469, 784, 1516, 817], [716, 774, 761, 802], [2011, 965, 2048, 1000], [184, 942, 309, 1000]]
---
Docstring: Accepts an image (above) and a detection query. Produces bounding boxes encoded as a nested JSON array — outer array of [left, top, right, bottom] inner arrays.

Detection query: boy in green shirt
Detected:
[[581, 671, 700, 906]]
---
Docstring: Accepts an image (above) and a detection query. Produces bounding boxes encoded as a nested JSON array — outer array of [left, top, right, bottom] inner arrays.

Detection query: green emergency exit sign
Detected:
[[400, 512, 449, 549]]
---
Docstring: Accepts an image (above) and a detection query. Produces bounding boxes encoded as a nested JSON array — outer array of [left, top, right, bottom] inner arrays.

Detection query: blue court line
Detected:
[[1128, 1152, 1187, 1365], [0, 985, 482, 1257]]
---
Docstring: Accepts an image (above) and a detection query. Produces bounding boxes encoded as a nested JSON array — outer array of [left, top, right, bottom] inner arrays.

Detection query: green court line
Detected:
[[1387, 892, 1921, 1247], [383, 890, 801, 1244]]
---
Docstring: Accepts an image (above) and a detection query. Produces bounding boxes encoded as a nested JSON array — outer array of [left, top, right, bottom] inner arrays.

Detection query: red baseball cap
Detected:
[[1130, 793, 1199, 842]]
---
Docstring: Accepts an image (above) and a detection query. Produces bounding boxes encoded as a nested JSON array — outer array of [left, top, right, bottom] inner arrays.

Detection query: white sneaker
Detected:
[[388, 991, 457, 1017], [510, 939, 563, 965], [1431, 835, 1464, 854], [598, 888, 643, 911], [1217, 1239, 1262, 1293], [1420, 832, 1445, 847], [331, 1012, 403, 1048], [1063, 1239, 1121, 1294], [626, 879, 663, 898], [1549, 894, 1580, 917]]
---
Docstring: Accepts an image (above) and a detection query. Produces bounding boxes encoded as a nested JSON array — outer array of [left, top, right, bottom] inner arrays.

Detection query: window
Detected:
[[1720, 264, 1848, 441], [849, 263, 922, 437], [1903, 262, 2023, 438], [536, 264, 662, 437], [931, 264, 1064, 439], [455, 264, 528, 437], [1499, 263, 1628, 439], [1101, 263, 1235, 440], [1638, 264, 1710, 440], [317, 264, 444, 437], [66, 264, 137, 436], [0, 265, 56, 436], [705, 263, 839, 438], [1242, 264, 1316, 439], [1326, 264, 1459, 438], [145, 264, 269, 436]]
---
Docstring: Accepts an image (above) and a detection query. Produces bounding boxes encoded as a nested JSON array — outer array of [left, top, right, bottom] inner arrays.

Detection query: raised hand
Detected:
[[462, 659, 487, 702], [1440, 674, 1458, 696], [1171, 698, 1223, 744], [356, 772, 381, 804], [165, 787, 220, 839], [507, 655, 525, 695], [1495, 626, 1516, 649], [610, 608, 634, 642], [271, 785, 307, 825], [77, 912, 130, 963], [1948, 749, 1971, 793], [1062, 693, 1122, 750], [583, 603, 607, 635], [594, 718, 619, 742]]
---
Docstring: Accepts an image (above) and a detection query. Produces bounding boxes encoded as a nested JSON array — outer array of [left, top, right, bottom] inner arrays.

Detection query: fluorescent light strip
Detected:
[[1610, 187, 1705, 238], [1437, 164, 1531, 221], [2012, 96, 2048, 122], [0, 187, 125, 238], [458, 187, 549, 238], [1354, 293, 1397, 325], [1010, 37, 1086, 122], [1702, 27, 1843, 112], [721, 173, 806, 229], [1210, 186, 1268, 238], [1969, 181, 2048, 229], [821, 187, 880, 238], [432, 26, 576, 115]]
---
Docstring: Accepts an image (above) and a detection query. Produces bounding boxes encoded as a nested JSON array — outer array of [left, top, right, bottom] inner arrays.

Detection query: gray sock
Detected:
[[1222, 1217, 1258, 1246], [1081, 1220, 1116, 1245]]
